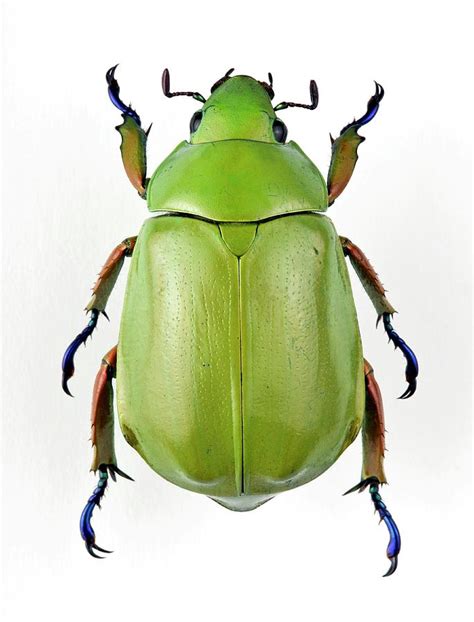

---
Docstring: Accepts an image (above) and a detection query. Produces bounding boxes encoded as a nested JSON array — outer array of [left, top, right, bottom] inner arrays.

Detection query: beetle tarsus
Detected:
[[106, 64, 142, 125], [344, 476, 401, 577], [62, 309, 100, 396], [110, 465, 134, 481], [85, 540, 113, 558], [383, 556, 398, 577], [382, 313, 418, 399], [80, 465, 111, 557], [339, 81, 384, 135], [80, 464, 133, 558]]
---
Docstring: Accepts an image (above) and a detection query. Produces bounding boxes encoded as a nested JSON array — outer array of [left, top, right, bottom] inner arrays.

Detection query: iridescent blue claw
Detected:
[[339, 81, 385, 135], [344, 477, 401, 577], [80, 465, 110, 558], [80, 464, 133, 559], [62, 309, 103, 396], [382, 312, 419, 399], [106, 64, 142, 125]]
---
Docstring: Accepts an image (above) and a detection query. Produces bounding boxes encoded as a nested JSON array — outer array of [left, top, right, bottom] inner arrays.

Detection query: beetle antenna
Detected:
[[274, 79, 319, 111], [210, 68, 235, 93], [259, 72, 275, 100], [162, 69, 206, 104]]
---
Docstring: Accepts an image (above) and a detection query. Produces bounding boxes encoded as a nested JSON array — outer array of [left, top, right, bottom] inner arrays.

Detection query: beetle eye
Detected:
[[190, 111, 203, 134], [272, 119, 288, 143]]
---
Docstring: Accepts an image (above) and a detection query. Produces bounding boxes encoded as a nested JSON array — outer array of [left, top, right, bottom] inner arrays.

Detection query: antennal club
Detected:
[[259, 72, 275, 99], [210, 68, 235, 93], [162, 69, 206, 104]]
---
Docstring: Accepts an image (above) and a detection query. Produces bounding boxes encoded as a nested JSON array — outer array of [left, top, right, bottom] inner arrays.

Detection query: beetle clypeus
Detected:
[[62, 66, 418, 576]]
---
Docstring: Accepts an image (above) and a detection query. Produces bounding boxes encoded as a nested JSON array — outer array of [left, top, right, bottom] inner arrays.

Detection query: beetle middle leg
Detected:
[[340, 236, 419, 398], [344, 359, 401, 577], [62, 236, 137, 396], [80, 345, 133, 558]]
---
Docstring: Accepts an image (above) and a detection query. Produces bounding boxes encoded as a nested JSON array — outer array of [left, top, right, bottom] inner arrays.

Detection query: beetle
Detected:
[[62, 65, 418, 576]]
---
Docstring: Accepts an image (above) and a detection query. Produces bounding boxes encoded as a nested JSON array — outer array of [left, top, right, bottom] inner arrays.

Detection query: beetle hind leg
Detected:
[[80, 346, 133, 558], [344, 477, 401, 577], [344, 360, 401, 577]]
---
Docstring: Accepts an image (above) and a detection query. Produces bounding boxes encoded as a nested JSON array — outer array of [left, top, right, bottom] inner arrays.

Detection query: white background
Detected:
[[1, 0, 472, 620]]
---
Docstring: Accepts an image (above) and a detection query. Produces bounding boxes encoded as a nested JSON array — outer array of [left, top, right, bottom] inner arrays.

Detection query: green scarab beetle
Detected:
[[62, 66, 418, 576]]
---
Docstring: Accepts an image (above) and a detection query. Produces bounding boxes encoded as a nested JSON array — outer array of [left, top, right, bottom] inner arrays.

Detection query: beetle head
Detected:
[[162, 69, 318, 145], [189, 74, 285, 144]]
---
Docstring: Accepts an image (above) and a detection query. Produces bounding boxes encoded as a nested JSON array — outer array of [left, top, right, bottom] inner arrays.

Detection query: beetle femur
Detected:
[[162, 69, 206, 104]]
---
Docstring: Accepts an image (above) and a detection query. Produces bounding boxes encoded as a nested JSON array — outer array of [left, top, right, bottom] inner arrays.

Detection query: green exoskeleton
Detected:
[[62, 66, 418, 576]]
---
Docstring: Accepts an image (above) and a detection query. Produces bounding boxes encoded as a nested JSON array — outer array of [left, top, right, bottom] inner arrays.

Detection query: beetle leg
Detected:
[[361, 359, 387, 484], [340, 236, 418, 398], [62, 309, 100, 396], [344, 477, 401, 577], [80, 346, 133, 558], [85, 237, 137, 314], [340, 236, 395, 317], [61, 236, 136, 396], [344, 360, 401, 577], [106, 65, 150, 198], [382, 313, 418, 399], [327, 82, 384, 205]]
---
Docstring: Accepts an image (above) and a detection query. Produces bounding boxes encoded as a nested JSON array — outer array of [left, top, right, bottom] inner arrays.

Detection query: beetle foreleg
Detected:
[[344, 361, 401, 577], [80, 346, 133, 558], [340, 236, 418, 398], [106, 65, 150, 198], [61, 237, 136, 396], [327, 82, 384, 205]]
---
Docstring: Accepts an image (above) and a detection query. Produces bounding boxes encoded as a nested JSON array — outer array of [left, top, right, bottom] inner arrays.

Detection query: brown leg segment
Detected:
[[361, 359, 387, 484], [86, 236, 137, 313], [89, 344, 132, 480], [344, 359, 401, 577], [62, 236, 137, 396], [339, 236, 395, 318], [340, 236, 418, 399], [80, 345, 133, 558], [90, 346, 118, 472]]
